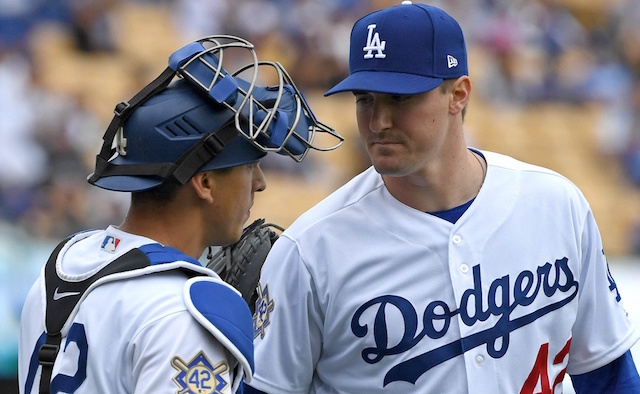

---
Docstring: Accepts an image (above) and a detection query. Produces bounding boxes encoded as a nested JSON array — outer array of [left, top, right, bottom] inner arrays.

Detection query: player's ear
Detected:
[[449, 76, 471, 116], [189, 172, 215, 203]]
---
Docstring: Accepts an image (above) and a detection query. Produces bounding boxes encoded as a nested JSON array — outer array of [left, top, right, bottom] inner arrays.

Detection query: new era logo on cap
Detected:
[[447, 55, 458, 69], [325, 2, 468, 96]]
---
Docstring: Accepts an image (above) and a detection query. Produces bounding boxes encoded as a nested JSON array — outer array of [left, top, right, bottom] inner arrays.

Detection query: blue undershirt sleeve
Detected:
[[571, 350, 640, 393]]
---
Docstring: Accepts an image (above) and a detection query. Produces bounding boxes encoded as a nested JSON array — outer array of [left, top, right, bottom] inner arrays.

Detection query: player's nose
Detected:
[[253, 164, 266, 192], [368, 100, 392, 133]]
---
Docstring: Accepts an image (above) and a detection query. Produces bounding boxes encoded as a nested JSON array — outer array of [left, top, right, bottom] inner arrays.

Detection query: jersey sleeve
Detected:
[[567, 209, 640, 375], [248, 235, 323, 394]]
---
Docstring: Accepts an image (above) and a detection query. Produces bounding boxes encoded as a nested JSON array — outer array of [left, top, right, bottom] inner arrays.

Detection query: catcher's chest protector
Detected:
[[37, 238, 202, 394]]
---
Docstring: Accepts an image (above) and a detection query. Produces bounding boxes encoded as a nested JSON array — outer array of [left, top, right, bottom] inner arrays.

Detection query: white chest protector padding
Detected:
[[183, 276, 254, 392]]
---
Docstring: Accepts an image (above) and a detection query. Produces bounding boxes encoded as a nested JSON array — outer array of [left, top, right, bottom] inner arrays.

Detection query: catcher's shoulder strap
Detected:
[[183, 277, 255, 391], [38, 238, 203, 394]]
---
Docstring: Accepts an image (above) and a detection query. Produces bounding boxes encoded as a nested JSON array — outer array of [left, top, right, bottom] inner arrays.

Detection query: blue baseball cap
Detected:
[[324, 1, 468, 96]]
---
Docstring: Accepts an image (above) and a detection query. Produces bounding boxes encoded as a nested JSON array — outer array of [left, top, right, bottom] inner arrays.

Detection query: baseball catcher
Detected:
[[19, 34, 343, 394]]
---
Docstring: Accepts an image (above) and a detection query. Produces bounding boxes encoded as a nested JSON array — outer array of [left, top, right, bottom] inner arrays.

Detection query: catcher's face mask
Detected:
[[88, 35, 343, 192]]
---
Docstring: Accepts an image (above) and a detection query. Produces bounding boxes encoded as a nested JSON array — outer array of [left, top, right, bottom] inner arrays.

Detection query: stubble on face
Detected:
[[357, 89, 452, 179]]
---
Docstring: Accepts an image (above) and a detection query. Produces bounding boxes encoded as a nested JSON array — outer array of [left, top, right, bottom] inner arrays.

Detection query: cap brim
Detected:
[[90, 173, 164, 192], [324, 71, 443, 96], [89, 135, 267, 192]]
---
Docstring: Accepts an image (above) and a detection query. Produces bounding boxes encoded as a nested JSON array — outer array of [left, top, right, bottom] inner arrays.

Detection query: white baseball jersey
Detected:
[[19, 225, 253, 394], [249, 150, 639, 393]]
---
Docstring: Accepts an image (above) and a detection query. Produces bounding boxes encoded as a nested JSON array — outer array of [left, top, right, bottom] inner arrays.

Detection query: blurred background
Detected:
[[1, 0, 639, 392]]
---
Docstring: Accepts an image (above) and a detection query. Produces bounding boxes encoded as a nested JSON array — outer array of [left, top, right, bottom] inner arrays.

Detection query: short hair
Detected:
[[130, 177, 182, 206]]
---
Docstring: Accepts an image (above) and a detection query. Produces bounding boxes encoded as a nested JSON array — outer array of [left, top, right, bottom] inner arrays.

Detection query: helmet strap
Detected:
[[170, 126, 239, 184], [88, 66, 177, 184], [88, 124, 239, 186]]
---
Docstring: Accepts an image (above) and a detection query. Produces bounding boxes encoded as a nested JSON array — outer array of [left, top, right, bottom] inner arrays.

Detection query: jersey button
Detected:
[[452, 235, 462, 245], [475, 355, 484, 365], [459, 264, 469, 273]]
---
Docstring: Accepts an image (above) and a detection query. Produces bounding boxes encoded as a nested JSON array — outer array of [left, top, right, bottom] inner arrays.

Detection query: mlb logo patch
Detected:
[[101, 235, 121, 253]]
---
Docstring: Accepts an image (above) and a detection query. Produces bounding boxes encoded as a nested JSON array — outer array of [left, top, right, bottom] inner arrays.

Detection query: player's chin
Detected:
[[243, 209, 252, 227], [369, 155, 407, 175], [218, 216, 248, 246], [235, 214, 249, 238], [223, 226, 245, 246]]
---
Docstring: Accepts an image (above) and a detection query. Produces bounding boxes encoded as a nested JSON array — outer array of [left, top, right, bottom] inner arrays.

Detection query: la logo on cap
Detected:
[[363, 24, 386, 59]]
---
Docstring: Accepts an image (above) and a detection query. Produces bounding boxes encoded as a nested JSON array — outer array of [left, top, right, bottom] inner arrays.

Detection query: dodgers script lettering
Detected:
[[351, 257, 578, 386]]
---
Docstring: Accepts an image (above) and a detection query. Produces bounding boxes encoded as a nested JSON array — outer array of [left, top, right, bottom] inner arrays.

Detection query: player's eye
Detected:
[[390, 94, 411, 102], [353, 91, 372, 104], [354, 95, 372, 104]]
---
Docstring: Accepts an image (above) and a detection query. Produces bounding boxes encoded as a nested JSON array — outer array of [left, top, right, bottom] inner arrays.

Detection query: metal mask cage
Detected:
[[173, 35, 344, 162]]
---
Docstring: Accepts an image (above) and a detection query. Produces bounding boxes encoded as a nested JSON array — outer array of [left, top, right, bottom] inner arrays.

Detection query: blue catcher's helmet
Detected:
[[88, 35, 343, 192], [93, 79, 266, 192]]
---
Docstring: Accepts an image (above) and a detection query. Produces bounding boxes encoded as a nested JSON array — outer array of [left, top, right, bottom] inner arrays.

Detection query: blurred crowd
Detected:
[[0, 0, 639, 241], [1, 0, 640, 242], [1, 0, 640, 387]]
